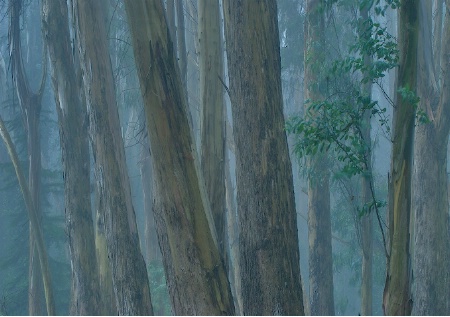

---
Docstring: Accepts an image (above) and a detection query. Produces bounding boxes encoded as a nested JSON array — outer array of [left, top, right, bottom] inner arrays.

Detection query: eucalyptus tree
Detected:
[[124, 0, 234, 314], [383, 0, 418, 314], [288, 0, 401, 314], [41, 0, 101, 314], [303, 0, 334, 314], [71, 0, 153, 314], [359, 3, 374, 314], [223, 0, 304, 314], [411, 0, 450, 314], [0, 115, 55, 315]]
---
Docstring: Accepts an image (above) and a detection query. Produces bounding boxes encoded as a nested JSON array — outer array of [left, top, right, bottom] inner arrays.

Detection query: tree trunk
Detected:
[[0, 117, 55, 316], [9, 0, 49, 314], [307, 156, 333, 315], [360, 154, 373, 317], [359, 4, 373, 315], [411, 0, 450, 314], [72, 0, 153, 314], [412, 125, 450, 315], [41, 0, 101, 314], [223, 1, 304, 314], [124, 0, 234, 314], [383, 1, 418, 315], [303, 0, 334, 314]]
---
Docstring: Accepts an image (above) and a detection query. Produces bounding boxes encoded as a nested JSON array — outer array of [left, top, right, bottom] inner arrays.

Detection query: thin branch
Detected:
[[0, 115, 55, 315]]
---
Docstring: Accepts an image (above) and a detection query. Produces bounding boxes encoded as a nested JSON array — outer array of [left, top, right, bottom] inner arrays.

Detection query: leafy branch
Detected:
[[288, 0, 403, 259]]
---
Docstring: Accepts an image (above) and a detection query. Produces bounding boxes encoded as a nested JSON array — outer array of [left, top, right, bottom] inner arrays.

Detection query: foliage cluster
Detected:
[[287, 0, 398, 184]]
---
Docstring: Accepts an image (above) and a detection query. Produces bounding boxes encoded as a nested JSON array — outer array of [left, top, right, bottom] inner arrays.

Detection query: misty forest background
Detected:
[[0, 0, 449, 315]]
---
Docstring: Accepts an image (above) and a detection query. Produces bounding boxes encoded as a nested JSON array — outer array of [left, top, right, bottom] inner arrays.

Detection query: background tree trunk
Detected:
[[303, 0, 334, 314], [223, 0, 304, 314], [72, 0, 153, 314], [359, 4, 373, 315], [0, 116, 55, 316], [124, 0, 234, 314], [9, 0, 48, 314]]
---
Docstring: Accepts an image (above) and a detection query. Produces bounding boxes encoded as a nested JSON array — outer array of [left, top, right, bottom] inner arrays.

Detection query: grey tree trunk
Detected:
[[0, 117, 55, 316], [411, 0, 450, 314], [72, 0, 153, 314], [41, 0, 101, 314], [361, 176, 373, 316], [9, 0, 49, 314], [359, 4, 373, 315], [223, 0, 304, 314], [124, 0, 234, 314], [303, 0, 334, 314]]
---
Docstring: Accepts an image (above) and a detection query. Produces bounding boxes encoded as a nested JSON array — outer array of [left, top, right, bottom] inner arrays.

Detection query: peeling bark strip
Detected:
[[72, 0, 153, 315], [124, 0, 234, 315], [199, 0, 226, 265], [384, 0, 418, 315], [223, 0, 305, 315], [41, 0, 101, 314]]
